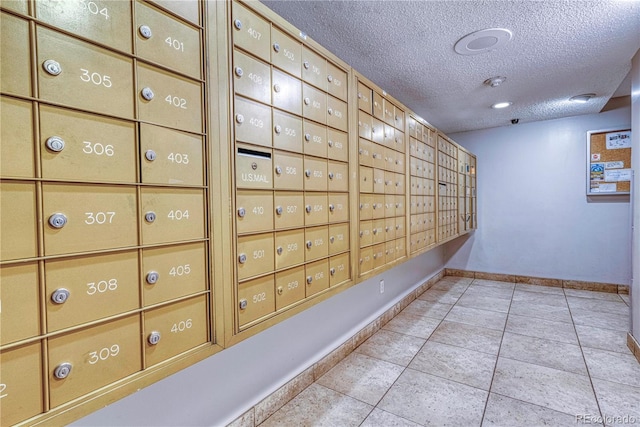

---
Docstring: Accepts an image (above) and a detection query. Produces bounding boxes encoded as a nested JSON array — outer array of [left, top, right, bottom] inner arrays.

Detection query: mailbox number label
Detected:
[[80, 69, 112, 88], [80, 0, 109, 19], [168, 210, 189, 220], [252, 292, 266, 303], [165, 37, 184, 52], [88, 344, 120, 364], [287, 280, 298, 290], [85, 211, 115, 225], [0, 384, 6, 399], [168, 153, 189, 164], [171, 319, 193, 333], [87, 279, 118, 295], [165, 95, 187, 109], [169, 264, 191, 276], [83, 141, 114, 156]]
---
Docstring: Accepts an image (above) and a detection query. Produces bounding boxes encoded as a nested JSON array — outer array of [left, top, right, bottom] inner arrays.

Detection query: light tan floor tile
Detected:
[[514, 283, 565, 295], [445, 305, 507, 331], [256, 367, 314, 424], [456, 293, 512, 313], [431, 281, 471, 295], [465, 283, 514, 300], [566, 297, 630, 316], [512, 289, 567, 308], [360, 408, 421, 427], [429, 320, 503, 355], [417, 288, 461, 305], [570, 310, 630, 332], [500, 332, 587, 375], [592, 378, 640, 426], [482, 393, 582, 427], [576, 324, 632, 354], [508, 300, 573, 324], [564, 288, 624, 302], [408, 341, 497, 390], [355, 329, 426, 367], [259, 383, 373, 427], [582, 347, 640, 388], [383, 311, 441, 339], [378, 369, 488, 426], [505, 314, 578, 345], [402, 299, 453, 320]]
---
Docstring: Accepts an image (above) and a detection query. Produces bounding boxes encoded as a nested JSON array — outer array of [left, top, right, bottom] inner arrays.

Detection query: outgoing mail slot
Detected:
[[302, 83, 326, 125], [372, 92, 384, 121], [236, 146, 272, 189], [371, 143, 385, 170], [358, 138, 373, 167], [373, 168, 385, 193], [328, 161, 348, 192], [304, 192, 328, 226], [137, 63, 202, 133], [275, 266, 305, 310], [371, 118, 384, 145], [273, 109, 303, 153], [357, 81, 372, 113], [358, 110, 372, 140], [238, 274, 275, 326], [372, 195, 385, 219], [328, 129, 348, 163], [36, 0, 131, 52], [43, 183, 136, 255], [372, 243, 385, 269], [328, 193, 349, 223], [305, 258, 329, 297], [1, 13, 30, 97], [275, 228, 305, 270], [273, 151, 303, 190], [271, 26, 301, 78], [40, 105, 136, 183], [141, 188, 205, 245], [233, 49, 271, 104], [37, 26, 133, 118], [329, 253, 349, 287], [359, 246, 373, 276], [45, 251, 138, 332], [231, 1, 270, 61], [327, 95, 347, 132], [305, 225, 328, 261], [0, 342, 43, 426], [142, 242, 207, 306], [327, 62, 347, 101], [303, 120, 327, 158], [304, 157, 327, 192], [0, 263, 39, 345], [236, 190, 274, 234], [48, 315, 141, 407], [329, 223, 349, 255], [1, 181, 37, 261], [274, 191, 304, 229], [135, 1, 201, 78], [360, 166, 373, 193], [372, 219, 385, 244], [144, 295, 208, 366], [272, 68, 301, 115], [237, 232, 274, 280], [359, 220, 373, 247], [1, 97, 33, 178], [385, 194, 396, 217], [301, 46, 327, 91], [385, 217, 396, 241], [234, 96, 272, 147]]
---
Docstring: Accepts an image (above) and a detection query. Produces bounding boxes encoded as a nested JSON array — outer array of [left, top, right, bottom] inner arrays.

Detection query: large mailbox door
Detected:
[[0, 263, 40, 345], [0, 342, 43, 426], [1, 181, 37, 260]]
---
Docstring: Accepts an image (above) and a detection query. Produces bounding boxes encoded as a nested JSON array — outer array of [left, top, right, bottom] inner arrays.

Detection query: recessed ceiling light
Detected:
[[569, 93, 596, 103], [454, 28, 513, 55], [491, 101, 512, 109]]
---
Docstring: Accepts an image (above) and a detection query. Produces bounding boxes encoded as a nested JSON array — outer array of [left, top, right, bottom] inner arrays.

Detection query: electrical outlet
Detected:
[[380, 279, 385, 294]]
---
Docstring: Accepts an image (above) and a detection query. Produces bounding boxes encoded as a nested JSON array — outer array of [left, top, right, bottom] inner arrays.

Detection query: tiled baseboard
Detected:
[[629, 333, 640, 365], [445, 269, 630, 295]]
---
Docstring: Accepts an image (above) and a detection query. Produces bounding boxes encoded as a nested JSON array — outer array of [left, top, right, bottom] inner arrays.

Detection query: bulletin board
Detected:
[[586, 128, 632, 195]]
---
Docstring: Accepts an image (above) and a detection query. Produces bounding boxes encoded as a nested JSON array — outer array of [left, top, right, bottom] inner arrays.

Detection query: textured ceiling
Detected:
[[261, 0, 640, 133]]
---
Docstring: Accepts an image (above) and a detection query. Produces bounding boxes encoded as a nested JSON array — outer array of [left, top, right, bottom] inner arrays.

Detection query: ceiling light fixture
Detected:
[[484, 76, 507, 87], [491, 101, 512, 109], [454, 28, 513, 55], [569, 93, 596, 103]]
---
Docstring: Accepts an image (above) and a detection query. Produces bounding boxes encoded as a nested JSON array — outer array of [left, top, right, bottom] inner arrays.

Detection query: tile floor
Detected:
[[258, 276, 640, 426]]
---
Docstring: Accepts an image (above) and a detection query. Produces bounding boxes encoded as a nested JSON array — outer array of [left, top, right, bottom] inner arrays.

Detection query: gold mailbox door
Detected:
[[274, 191, 305, 229], [275, 266, 305, 310], [140, 187, 205, 245], [238, 275, 275, 327], [271, 26, 301, 78], [304, 193, 329, 226], [328, 193, 349, 223], [233, 49, 271, 104], [273, 109, 303, 153], [231, 1, 270, 62], [0, 342, 43, 426], [273, 151, 304, 190], [329, 253, 349, 287], [272, 68, 302, 116], [0, 181, 37, 260], [274, 229, 305, 270], [1, 12, 31, 97], [304, 225, 328, 262], [0, 263, 39, 345], [305, 258, 329, 297], [1, 97, 34, 178], [237, 232, 274, 280]]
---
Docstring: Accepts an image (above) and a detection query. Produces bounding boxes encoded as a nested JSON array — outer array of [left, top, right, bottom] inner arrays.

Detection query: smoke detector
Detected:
[[484, 76, 507, 87], [455, 28, 513, 55]]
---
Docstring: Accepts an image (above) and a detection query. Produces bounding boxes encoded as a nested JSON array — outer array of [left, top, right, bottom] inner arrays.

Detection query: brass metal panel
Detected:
[[237, 232, 274, 280], [236, 189, 274, 234], [37, 26, 134, 118], [372, 194, 385, 220], [40, 105, 137, 183], [359, 194, 373, 220], [1, 12, 31, 96], [144, 295, 208, 366], [140, 187, 204, 245], [0, 342, 43, 426], [142, 242, 207, 306], [301, 46, 326, 91], [302, 83, 326, 125], [270, 26, 301, 78], [135, 1, 201, 78], [328, 192, 349, 223], [395, 172, 405, 195], [1, 96, 34, 178], [45, 251, 139, 332], [304, 225, 328, 261], [372, 91, 384, 121], [304, 192, 328, 226], [357, 81, 372, 113], [358, 110, 372, 140], [371, 117, 384, 145], [275, 266, 305, 310], [148, 0, 199, 24], [303, 157, 327, 192], [396, 195, 405, 217], [328, 161, 348, 192], [329, 253, 349, 287], [384, 194, 395, 218], [372, 219, 385, 244], [305, 258, 329, 297], [328, 222, 349, 255], [394, 130, 405, 154], [1, 0, 27, 14], [274, 228, 305, 270], [273, 109, 303, 153], [373, 168, 385, 194], [0, 263, 39, 345], [0, 182, 36, 260], [359, 166, 373, 193], [231, 1, 270, 62], [383, 124, 394, 147], [238, 275, 275, 326], [327, 129, 348, 163], [358, 137, 372, 167], [137, 62, 202, 133], [48, 315, 141, 407], [302, 120, 327, 158], [273, 151, 303, 190], [271, 68, 301, 115], [274, 191, 304, 229], [358, 220, 372, 247], [371, 142, 385, 170], [326, 95, 347, 132], [326, 62, 347, 101], [384, 147, 396, 172], [372, 243, 385, 269], [235, 95, 273, 146], [233, 49, 271, 104], [385, 217, 396, 241], [359, 246, 373, 275]]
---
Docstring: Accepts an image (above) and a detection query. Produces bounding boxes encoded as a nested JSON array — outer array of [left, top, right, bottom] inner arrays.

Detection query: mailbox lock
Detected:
[[145, 211, 156, 223], [277, 286, 283, 295], [236, 114, 244, 124], [373, 229, 378, 235], [329, 236, 335, 243], [327, 75, 333, 82], [304, 133, 311, 142], [234, 19, 242, 30], [327, 108, 333, 116], [359, 203, 363, 209], [251, 162, 257, 170], [43, 59, 62, 76], [303, 97, 310, 106], [328, 140, 333, 147], [239, 299, 248, 310], [304, 170, 312, 178], [54, 363, 72, 379], [234, 66, 244, 77], [148, 331, 161, 345], [330, 267, 336, 276], [275, 206, 283, 215], [329, 204, 335, 212], [276, 246, 283, 255], [139, 25, 152, 39], [273, 84, 281, 93], [372, 204, 377, 209], [145, 150, 157, 161], [305, 205, 312, 213], [141, 87, 155, 101], [275, 166, 282, 175], [306, 276, 313, 284], [358, 148, 363, 155], [273, 42, 280, 52], [358, 92, 362, 99], [306, 240, 312, 249], [303, 61, 310, 69], [237, 207, 246, 217], [48, 213, 67, 229], [328, 172, 334, 180], [45, 136, 65, 152], [238, 253, 247, 264], [359, 231, 364, 237], [146, 271, 159, 284], [51, 288, 70, 304], [274, 125, 282, 134]]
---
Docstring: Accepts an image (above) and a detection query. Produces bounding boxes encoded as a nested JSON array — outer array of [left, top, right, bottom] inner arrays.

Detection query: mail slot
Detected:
[[385, 240, 396, 263], [141, 187, 205, 245], [272, 68, 302, 115], [148, 0, 200, 24], [327, 62, 347, 101], [359, 246, 373, 276], [329, 253, 349, 287], [271, 26, 301, 78], [358, 110, 372, 140], [37, 26, 134, 119], [328, 129, 348, 163], [357, 81, 372, 113], [273, 109, 303, 153], [40, 105, 136, 183], [305, 258, 329, 297], [275, 228, 305, 270], [328, 161, 348, 192], [372, 92, 384, 121], [301, 46, 327, 91], [305, 225, 328, 261], [231, 1, 270, 61], [383, 124, 395, 147], [385, 194, 396, 217], [274, 191, 304, 229], [237, 232, 274, 280], [329, 223, 349, 255], [1, 12, 30, 97], [238, 274, 275, 326], [371, 143, 385, 170], [373, 243, 386, 269], [372, 194, 385, 219], [327, 95, 347, 132], [236, 190, 273, 234], [273, 151, 303, 190], [142, 242, 207, 306], [1, 97, 33, 178], [371, 117, 384, 145], [304, 157, 327, 192], [234, 95, 272, 147], [0, 342, 43, 426], [385, 217, 396, 241], [275, 266, 305, 310], [0, 262, 39, 345], [372, 219, 385, 244], [359, 220, 373, 247], [303, 120, 327, 158], [48, 314, 141, 407], [144, 295, 208, 366], [135, 1, 201, 78], [328, 193, 349, 223], [137, 63, 202, 133], [359, 194, 373, 220], [233, 49, 271, 104], [373, 168, 385, 193], [236, 146, 272, 189], [359, 138, 373, 167], [304, 192, 328, 226], [360, 166, 373, 193], [45, 251, 139, 332], [1, 181, 37, 261]]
